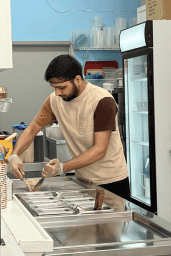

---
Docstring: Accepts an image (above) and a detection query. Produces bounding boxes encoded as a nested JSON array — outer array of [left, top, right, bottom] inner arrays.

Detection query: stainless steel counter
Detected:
[[10, 173, 171, 256]]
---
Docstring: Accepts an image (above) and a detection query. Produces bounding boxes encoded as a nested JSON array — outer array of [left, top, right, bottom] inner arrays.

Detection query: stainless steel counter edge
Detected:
[[9, 175, 171, 256]]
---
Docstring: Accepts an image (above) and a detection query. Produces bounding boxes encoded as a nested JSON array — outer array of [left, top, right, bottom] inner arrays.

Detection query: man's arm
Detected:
[[43, 130, 112, 178], [9, 121, 43, 179], [9, 96, 56, 179], [63, 130, 111, 173]]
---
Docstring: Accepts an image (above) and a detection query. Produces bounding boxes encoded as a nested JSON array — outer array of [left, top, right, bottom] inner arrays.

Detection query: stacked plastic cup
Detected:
[[0, 163, 7, 209]]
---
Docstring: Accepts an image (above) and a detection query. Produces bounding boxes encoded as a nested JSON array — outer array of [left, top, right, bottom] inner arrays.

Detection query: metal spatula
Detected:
[[34, 161, 56, 189], [34, 177, 45, 189]]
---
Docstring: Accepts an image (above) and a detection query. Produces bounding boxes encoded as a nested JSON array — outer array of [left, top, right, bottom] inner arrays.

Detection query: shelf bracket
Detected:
[[83, 50, 89, 77]]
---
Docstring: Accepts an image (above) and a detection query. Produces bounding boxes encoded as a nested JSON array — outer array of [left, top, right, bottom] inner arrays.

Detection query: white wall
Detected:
[[153, 20, 171, 222], [0, 43, 70, 133]]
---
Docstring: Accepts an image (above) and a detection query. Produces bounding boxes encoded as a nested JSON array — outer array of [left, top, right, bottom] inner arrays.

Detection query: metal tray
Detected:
[[15, 188, 114, 216], [40, 211, 171, 255]]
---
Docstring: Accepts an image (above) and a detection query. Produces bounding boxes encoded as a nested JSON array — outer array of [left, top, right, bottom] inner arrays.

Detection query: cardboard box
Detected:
[[146, 0, 171, 20]]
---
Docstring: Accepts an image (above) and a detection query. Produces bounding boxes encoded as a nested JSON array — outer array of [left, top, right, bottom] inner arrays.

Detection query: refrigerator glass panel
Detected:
[[124, 55, 150, 206], [120, 22, 146, 52]]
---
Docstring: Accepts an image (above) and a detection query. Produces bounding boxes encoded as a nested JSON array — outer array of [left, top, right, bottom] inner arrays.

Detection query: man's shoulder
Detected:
[[49, 91, 56, 99], [87, 82, 113, 100], [49, 92, 58, 105]]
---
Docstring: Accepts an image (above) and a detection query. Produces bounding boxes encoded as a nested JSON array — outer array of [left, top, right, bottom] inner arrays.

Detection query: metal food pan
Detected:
[[60, 194, 92, 199], [70, 202, 114, 212], [30, 202, 66, 209], [35, 207, 74, 216], [78, 206, 115, 213], [62, 197, 94, 203], [23, 197, 60, 204], [21, 191, 56, 197], [56, 189, 96, 196]]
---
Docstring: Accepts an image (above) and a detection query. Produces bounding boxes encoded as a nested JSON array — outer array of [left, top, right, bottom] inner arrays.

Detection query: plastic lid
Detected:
[[12, 124, 28, 130], [13, 140, 16, 146]]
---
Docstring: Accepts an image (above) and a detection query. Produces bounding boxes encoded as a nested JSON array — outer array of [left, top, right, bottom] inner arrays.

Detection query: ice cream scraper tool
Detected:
[[34, 177, 45, 189], [33, 161, 57, 189], [94, 189, 105, 210]]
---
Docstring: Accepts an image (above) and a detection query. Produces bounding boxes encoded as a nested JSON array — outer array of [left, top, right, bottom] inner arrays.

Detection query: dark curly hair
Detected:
[[44, 54, 84, 82]]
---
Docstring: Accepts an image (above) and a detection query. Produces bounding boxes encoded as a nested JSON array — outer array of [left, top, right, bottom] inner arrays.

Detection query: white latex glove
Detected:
[[8, 155, 25, 180], [42, 158, 63, 178]]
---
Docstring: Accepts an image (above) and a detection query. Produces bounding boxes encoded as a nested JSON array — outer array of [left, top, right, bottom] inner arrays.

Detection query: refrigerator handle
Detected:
[[122, 117, 126, 141]]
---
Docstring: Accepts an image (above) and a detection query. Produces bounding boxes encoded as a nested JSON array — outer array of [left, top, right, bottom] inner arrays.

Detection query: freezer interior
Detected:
[[124, 53, 151, 206]]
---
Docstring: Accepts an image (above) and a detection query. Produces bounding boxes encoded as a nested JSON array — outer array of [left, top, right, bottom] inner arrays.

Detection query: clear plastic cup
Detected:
[[116, 17, 127, 33], [110, 26, 116, 48], [103, 27, 111, 47], [0, 98, 12, 112], [91, 17, 103, 30]]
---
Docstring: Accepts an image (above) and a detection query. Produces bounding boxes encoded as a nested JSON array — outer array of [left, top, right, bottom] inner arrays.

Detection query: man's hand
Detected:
[[9, 156, 25, 180], [42, 159, 63, 178]]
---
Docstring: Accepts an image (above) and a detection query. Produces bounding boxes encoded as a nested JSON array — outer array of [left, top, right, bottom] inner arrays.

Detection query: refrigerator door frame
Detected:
[[122, 48, 157, 213]]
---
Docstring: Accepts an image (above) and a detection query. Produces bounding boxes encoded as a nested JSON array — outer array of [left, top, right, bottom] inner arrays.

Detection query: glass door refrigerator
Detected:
[[120, 21, 157, 212]]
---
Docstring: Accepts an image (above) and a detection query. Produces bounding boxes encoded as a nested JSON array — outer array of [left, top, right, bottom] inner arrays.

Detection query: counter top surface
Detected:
[[3, 174, 171, 256], [1, 218, 25, 256]]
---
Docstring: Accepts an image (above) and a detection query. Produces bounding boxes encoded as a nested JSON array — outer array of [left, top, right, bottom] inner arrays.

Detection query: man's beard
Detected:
[[62, 82, 78, 102]]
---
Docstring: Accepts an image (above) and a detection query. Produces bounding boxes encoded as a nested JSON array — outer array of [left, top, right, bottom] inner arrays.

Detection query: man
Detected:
[[9, 54, 130, 204]]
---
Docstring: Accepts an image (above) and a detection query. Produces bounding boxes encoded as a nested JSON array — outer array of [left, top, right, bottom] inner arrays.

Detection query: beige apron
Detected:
[[50, 82, 128, 185]]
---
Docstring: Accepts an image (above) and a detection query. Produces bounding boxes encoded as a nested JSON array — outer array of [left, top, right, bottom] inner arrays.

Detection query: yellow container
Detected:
[[0, 140, 13, 161]]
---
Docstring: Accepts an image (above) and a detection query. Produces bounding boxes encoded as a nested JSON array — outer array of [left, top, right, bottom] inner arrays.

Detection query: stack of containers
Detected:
[[103, 25, 117, 48], [103, 27, 110, 47], [116, 68, 123, 87], [129, 17, 137, 27], [110, 25, 116, 48], [89, 16, 127, 48], [103, 67, 117, 91], [0, 163, 7, 209], [0, 144, 7, 209], [70, 30, 88, 49], [90, 16, 103, 48], [115, 17, 127, 48], [69, 16, 129, 48]]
